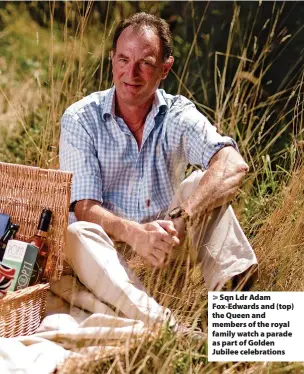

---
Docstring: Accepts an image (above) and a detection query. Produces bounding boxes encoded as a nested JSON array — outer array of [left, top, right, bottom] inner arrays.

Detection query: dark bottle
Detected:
[[28, 209, 52, 286], [0, 223, 19, 261]]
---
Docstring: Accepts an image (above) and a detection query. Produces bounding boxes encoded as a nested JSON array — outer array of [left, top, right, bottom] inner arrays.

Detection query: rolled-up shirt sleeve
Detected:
[[59, 111, 103, 210], [182, 105, 238, 169]]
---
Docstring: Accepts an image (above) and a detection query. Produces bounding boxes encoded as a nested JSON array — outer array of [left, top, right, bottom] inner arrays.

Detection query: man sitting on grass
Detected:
[[59, 12, 258, 329]]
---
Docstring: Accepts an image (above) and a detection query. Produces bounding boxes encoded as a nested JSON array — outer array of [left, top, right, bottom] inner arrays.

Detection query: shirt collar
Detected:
[[102, 86, 116, 120], [102, 87, 168, 121], [153, 89, 168, 116]]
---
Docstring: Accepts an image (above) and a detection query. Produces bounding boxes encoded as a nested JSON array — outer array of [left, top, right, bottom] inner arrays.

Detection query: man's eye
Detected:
[[119, 58, 128, 63], [142, 61, 153, 67]]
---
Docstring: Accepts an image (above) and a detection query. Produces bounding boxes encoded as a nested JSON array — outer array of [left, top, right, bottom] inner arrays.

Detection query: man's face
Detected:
[[111, 26, 173, 107]]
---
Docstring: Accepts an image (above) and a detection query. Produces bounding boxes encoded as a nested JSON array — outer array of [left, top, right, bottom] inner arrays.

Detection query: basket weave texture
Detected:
[[0, 162, 72, 338]]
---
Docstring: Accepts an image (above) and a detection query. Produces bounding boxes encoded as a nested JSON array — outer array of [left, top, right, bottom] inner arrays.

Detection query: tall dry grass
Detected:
[[252, 161, 304, 292], [0, 1, 303, 373]]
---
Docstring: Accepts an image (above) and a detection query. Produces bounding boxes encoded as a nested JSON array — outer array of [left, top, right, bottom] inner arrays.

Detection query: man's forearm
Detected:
[[181, 146, 249, 221], [74, 199, 139, 245]]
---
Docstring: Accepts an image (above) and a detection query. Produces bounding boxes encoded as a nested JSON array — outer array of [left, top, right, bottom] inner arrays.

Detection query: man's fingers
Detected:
[[154, 237, 179, 254], [150, 252, 168, 269], [153, 240, 171, 254], [160, 233, 180, 247], [156, 220, 178, 236], [146, 253, 167, 268], [147, 255, 159, 268], [156, 228, 180, 245], [153, 247, 168, 261]]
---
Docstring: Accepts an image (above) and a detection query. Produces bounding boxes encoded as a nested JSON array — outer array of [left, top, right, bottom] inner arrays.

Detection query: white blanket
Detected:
[[0, 276, 151, 374]]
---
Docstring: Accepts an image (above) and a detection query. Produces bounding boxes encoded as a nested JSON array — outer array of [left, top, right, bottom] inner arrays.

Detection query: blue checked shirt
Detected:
[[59, 87, 237, 223]]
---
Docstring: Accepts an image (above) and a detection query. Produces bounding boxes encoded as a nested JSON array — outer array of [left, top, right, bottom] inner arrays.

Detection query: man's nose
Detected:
[[127, 63, 140, 79]]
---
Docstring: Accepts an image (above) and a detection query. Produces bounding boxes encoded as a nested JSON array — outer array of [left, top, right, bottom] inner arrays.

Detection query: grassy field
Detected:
[[0, 2, 303, 373]]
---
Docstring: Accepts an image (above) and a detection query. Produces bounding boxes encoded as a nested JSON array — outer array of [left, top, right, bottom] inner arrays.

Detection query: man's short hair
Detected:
[[112, 12, 173, 61]]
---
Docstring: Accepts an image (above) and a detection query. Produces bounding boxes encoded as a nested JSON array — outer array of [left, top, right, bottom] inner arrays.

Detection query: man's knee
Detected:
[[183, 169, 205, 184], [177, 169, 206, 203], [67, 221, 114, 247], [67, 220, 102, 236]]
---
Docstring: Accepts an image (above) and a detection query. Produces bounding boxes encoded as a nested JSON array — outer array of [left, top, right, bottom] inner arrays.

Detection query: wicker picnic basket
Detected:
[[0, 162, 72, 338]]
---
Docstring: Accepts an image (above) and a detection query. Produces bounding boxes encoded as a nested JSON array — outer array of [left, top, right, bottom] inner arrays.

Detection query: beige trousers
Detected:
[[64, 170, 257, 327]]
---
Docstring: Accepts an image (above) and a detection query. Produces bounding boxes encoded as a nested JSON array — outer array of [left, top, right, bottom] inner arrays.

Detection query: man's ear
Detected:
[[110, 50, 114, 60], [161, 56, 174, 80]]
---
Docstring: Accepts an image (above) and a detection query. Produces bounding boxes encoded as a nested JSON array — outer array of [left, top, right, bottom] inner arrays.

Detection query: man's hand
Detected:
[[169, 216, 186, 246], [129, 220, 180, 268], [74, 200, 180, 268]]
